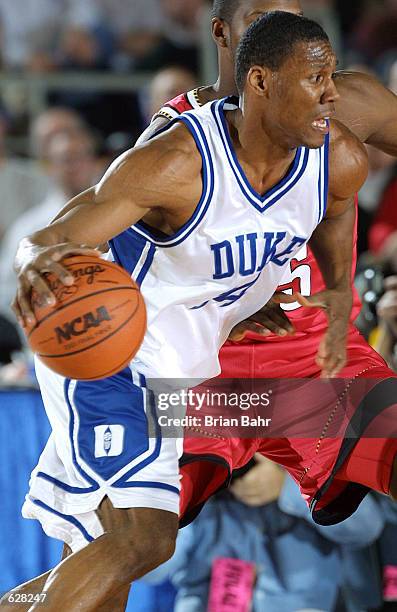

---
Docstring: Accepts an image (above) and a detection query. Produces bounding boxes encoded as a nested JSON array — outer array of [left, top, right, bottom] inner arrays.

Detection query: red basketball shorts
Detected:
[[179, 325, 397, 526]]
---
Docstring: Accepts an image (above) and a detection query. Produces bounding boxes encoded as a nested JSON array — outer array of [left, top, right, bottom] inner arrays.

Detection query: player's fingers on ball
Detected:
[[67, 244, 101, 258], [16, 286, 35, 326], [27, 270, 56, 305], [47, 260, 74, 286], [51, 243, 99, 262], [80, 245, 102, 256], [10, 297, 23, 326]]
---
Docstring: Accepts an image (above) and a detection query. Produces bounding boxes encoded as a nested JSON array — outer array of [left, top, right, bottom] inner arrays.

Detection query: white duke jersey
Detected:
[[110, 97, 330, 380]]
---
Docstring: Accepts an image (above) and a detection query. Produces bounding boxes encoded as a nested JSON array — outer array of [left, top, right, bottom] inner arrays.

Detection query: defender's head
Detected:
[[235, 11, 338, 149], [212, 0, 303, 57]]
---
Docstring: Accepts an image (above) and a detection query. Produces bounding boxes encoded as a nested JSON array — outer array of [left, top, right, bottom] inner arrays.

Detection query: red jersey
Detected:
[[156, 90, 362, 340]]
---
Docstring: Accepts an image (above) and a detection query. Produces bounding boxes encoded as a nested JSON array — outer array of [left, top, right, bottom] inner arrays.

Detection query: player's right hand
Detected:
[[229, 292, 295, 341], [12, 240, 101, 327]]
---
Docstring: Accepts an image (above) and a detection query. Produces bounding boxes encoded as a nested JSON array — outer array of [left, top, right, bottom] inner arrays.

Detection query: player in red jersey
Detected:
[[140, 0, 397, 528]]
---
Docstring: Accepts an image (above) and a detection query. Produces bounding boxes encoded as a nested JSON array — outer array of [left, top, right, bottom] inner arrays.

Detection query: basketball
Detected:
[[27, 256, 146, 380]]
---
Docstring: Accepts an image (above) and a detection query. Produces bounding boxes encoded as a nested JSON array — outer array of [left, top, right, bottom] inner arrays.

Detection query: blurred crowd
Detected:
[[1, 1, 397, 611]]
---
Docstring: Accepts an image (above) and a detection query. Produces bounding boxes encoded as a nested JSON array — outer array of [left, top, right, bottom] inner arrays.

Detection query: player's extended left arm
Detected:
[[300, 121, 369, 377], [304, 195, 356, 377]]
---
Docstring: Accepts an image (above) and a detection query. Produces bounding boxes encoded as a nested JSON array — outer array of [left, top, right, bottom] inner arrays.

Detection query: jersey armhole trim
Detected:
[[131, 113, 215, 248]]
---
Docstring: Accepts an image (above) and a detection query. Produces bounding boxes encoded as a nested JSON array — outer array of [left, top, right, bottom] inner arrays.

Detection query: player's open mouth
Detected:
[[311, 118, 329, 133]]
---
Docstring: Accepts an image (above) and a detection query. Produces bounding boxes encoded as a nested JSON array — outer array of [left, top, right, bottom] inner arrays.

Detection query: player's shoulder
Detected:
[[333, 70, 397, 143], [328, 119, 368, 199], [140, 120, 203, 183], [334, 70, 380, 94], [155, 89, 200, 121], [333, 70, 391, 106]]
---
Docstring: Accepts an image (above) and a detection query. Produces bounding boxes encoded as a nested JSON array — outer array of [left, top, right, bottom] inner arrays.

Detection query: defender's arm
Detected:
[[335, 71, 397, 156]]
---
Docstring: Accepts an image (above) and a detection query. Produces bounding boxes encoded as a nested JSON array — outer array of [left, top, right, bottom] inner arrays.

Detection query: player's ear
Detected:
[[212, 17, 229, 48], [247, 66, 272, 97]]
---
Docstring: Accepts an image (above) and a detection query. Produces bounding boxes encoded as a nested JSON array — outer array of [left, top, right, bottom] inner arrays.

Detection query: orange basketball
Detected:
[[27, 256, 146, 380]]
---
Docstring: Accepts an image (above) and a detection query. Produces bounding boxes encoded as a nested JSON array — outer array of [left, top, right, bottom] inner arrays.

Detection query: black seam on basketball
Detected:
[[28, 286, 138, 338], [36, 302, 143, 359]]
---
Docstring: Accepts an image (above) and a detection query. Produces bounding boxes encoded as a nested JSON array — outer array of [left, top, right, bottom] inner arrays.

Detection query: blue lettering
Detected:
[[257, 232, 286, 272], [214, 273, 262, 307], [235, 233, 258, 276], [270, 236, 306, 266], [211, 241, 235, 279]]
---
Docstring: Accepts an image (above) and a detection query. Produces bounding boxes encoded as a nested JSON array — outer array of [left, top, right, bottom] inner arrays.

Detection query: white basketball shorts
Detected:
[[22, 357, 182, 552]]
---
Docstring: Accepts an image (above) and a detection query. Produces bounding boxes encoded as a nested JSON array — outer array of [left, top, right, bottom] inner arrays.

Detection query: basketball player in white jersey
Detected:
[[4, 13, 367, 611]]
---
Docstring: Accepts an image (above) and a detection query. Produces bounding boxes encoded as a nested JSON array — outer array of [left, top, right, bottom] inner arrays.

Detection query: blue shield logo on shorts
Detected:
[[94, 425, 125, 457]]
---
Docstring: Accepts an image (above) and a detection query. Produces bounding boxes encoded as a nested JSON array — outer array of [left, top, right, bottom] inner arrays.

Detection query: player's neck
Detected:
[[227, 108, 297, 192], [233, 110, 295, 166], [198, 57, 237, 104]]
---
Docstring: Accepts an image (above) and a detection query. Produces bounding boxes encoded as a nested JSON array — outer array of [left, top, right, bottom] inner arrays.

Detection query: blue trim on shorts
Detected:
[[112, 481, 180, 495], [37, 372, 167, 494], [37, 379, 101, 495], [29, 497, 94, 543], [113, 384, 163, 487], [36, 470, 98, 494]]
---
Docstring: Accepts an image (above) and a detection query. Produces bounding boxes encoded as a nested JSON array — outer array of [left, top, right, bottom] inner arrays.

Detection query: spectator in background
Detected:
[[359, 146, 397, 257], [0, 106, 52, 243], [144, 457, 385, 612], [96, 0, 166, 72], [0, 315, 22, 366], [106, 0, 206, 73], [349, 0, 397, 65], [146, 65, 197, 123], [368, 167, 397, 270], [0, 0, 109, 72], [375, 276, 397, 369], [29, 107, 86, 161], [301, 0, 343, 63], [390, 57, 397, 93], [0, 126, 98, 317], [155, 0, 206, 72]]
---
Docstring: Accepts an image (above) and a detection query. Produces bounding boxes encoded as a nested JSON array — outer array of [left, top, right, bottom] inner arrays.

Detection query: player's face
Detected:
[[229, 0, 303, 54], [267, 40, 339, 149]]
